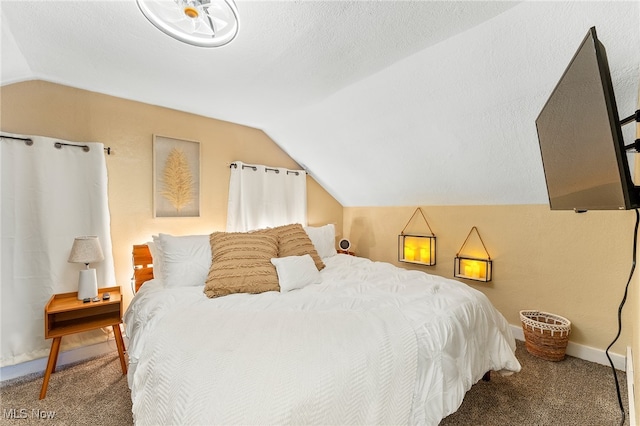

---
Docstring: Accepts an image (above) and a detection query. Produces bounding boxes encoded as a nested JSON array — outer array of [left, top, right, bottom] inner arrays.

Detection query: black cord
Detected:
[[605, 208, 639, 426]]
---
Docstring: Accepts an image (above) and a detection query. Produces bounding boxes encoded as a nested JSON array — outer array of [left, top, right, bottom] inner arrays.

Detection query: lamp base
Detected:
[[77, 269, 98, 300]]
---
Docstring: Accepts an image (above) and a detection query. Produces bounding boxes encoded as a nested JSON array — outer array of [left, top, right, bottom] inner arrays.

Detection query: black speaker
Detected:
[[338, 238, 351, 251]]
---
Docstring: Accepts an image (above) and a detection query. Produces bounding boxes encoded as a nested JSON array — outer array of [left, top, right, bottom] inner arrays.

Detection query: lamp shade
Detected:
[[68, 236, 104, 265]]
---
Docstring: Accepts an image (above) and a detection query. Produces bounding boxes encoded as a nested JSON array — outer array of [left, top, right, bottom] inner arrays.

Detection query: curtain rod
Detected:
[[229, 162, 305, 175], [1, 135, 113, 155]]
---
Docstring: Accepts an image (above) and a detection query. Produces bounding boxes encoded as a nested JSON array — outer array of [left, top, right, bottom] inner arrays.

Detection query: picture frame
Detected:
[[153, 135, 200, 217]]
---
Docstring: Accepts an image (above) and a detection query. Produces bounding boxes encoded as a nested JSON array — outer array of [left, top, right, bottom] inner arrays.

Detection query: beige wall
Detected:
[[0, 80, 343, 308], [344, 205, 636, 356]]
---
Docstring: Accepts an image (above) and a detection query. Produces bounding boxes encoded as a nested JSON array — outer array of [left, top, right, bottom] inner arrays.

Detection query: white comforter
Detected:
[[124, 255, 520, 425]]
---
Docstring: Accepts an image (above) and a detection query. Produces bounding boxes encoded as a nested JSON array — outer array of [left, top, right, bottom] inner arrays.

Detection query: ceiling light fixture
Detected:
[[137, 0, 239, 48]]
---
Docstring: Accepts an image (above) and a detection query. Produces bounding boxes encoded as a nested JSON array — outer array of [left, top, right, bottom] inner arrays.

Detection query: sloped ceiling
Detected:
[[2, 1, 639, 207]]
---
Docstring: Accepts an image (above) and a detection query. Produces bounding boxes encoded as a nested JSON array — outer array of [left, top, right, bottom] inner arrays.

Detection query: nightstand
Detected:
[[39, 286, 127, 399], [337, 250, 355, 256]]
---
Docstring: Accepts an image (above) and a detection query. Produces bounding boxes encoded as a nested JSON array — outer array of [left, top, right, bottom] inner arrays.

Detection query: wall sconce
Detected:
[[454, 226, 492, 282], [398, 207, 436, 266]]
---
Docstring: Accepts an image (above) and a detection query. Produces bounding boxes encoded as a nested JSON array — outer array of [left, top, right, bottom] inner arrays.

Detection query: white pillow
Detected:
[[303, 224, 337, 258], [157, 233, 211, 288], [149, 236, 164, 284], [271, 255, 322, 292]]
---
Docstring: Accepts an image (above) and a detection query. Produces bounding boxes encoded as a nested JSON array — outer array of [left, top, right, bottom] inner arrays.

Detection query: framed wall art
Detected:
[[153, 135, 200, 217]]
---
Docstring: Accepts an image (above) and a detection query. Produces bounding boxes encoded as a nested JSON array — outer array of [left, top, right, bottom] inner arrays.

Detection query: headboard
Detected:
[[132, 244, 153, 293]]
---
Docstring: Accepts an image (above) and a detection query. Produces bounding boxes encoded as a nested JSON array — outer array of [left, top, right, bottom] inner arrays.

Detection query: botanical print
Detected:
[[153, 136, 200, 217], [161, 148, 194, 213]]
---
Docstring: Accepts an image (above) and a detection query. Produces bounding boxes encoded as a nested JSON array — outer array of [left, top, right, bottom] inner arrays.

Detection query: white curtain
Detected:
[[1, 133, 115, 367], [226, 161, 307, 232]]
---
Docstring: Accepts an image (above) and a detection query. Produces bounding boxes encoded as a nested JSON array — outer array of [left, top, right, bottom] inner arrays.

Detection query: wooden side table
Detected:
[[40, 286, 127, 399]]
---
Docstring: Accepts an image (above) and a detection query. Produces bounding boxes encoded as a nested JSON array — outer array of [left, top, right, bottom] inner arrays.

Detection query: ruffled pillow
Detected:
[[204, 231, 279, 298]]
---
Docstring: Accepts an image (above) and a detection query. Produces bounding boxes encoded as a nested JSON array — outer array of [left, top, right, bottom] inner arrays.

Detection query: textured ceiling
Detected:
[[2, 1, 639, 207]]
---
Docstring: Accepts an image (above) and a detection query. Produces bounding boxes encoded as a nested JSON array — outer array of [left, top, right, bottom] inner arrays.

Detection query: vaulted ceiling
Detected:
[[2, 1, 639, 206]]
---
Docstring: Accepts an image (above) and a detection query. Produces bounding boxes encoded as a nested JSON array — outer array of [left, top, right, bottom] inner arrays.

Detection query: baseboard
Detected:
[[628, 346, 636, 426], [0, 337, 127, 383], [510, 324, 626, 371]]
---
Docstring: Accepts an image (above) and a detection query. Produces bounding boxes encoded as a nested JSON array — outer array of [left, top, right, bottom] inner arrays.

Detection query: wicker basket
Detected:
[[520, 310, 571, 361]]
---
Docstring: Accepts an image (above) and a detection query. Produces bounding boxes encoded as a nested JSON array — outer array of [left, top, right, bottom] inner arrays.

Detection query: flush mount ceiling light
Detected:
[[137, 0, 239, 48]]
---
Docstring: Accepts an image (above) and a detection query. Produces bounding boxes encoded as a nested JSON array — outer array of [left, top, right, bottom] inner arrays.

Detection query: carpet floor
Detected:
[[1, 354, 132, 425], [441, 340, 629, 426], [0, 340, 629, 425]]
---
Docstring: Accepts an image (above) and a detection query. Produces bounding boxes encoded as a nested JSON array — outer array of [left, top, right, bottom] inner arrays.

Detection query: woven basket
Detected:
[[520, 310, 571, 361]]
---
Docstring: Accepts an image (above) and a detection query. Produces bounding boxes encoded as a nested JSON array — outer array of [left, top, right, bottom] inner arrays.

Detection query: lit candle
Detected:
[[479, 262, 488, 280], [464, 264, 472, 277], [461, 259, 483, 279], [404, 246, 415, 261], [472, 262, 480, 279], [419, 247, 430, 263]]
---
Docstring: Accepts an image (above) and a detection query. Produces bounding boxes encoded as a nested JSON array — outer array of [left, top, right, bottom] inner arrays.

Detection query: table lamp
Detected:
[[68, 236, 104, 300]]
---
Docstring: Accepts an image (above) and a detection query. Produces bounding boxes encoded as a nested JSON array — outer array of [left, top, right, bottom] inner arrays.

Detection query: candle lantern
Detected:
[[454, 226, 493, 282], [398, 207, 436, 266]]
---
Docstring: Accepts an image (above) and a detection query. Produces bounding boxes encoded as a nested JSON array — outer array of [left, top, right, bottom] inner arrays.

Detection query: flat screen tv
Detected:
[[535, 26, 639, 211]]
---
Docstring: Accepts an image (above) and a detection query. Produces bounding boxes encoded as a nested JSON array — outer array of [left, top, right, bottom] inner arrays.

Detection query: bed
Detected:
[[124, 224, 521, 425]]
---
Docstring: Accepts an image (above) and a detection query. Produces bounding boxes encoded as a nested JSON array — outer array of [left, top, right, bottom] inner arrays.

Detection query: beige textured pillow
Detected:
[[270, 223, 325, 271], [204, 231, 280, 298]]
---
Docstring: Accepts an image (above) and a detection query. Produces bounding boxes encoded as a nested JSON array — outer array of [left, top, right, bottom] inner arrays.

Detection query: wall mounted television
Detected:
[[535, 26, 639, 212]]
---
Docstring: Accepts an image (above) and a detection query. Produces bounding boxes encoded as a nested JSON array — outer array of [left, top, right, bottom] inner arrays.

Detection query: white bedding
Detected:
[[124, 254, 520, 425]]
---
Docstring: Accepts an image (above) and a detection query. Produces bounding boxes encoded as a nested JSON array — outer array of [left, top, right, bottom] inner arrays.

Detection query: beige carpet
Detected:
[[0, 354, 132, 425], [441, 340, 629, 426], [0, 340, 629, 425]]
